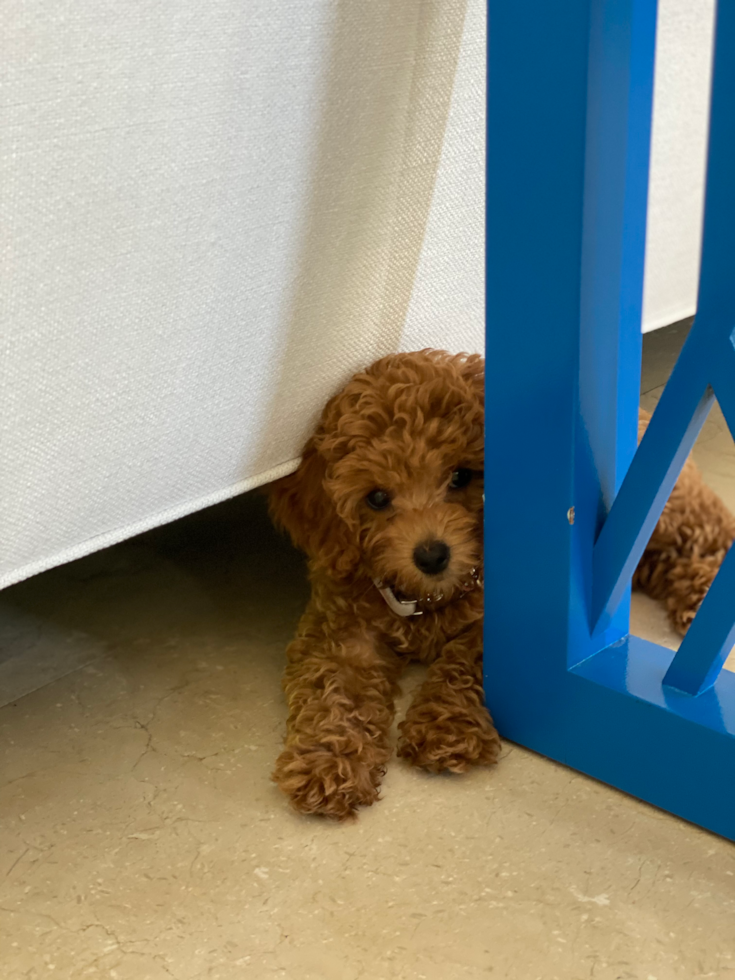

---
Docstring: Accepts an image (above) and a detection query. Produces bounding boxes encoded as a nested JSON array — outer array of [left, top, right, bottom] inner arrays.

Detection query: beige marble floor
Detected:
[[3, 345, 735, 980]]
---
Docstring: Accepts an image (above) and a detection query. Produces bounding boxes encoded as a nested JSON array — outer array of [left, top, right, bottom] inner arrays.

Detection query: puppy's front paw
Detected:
[[397, 701, 500, 774], [272, 744, 386, 820]]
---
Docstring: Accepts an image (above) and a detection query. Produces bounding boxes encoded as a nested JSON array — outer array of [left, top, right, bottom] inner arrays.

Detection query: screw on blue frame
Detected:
[[485, 0, 735, 840]]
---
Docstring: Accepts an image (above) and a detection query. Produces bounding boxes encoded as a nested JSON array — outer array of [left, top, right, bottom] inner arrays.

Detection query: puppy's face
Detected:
[[269, 351, 485, 603], [327, 432, 483, 604]]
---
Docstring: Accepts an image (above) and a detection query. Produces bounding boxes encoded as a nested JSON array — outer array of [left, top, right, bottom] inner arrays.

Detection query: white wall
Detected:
[[642, 0, 716, 332]]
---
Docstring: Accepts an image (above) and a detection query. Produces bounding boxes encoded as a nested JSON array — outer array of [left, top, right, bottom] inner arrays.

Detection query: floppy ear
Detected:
[[268, 439, 326, 554], [268, 439, 361, 577]]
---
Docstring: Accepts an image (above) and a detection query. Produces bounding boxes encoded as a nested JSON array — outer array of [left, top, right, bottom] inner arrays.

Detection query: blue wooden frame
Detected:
[[485, 0, 735, 840]]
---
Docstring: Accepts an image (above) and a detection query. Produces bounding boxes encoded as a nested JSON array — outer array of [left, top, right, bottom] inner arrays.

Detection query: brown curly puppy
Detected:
[[633, 408, 735, 634], [269, 351, 734, 820], [268, 350, 497, 819]]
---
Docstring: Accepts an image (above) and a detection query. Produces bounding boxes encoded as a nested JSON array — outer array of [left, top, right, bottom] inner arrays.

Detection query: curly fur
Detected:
[[268, 351, 733, 820], [268, 350, 497, 819]]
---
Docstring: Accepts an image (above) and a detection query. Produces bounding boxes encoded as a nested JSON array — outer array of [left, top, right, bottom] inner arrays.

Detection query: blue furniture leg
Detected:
[[486, 0, 735, 840]]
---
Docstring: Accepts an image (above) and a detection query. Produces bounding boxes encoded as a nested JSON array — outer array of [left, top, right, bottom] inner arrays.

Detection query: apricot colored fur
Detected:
[[268, 350, 498, 819], [268, 353, 733, 820]]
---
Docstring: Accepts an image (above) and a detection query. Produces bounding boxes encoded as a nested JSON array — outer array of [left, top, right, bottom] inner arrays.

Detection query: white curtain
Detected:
[[642, 0, 715, 332], [1, 0, 485, 589]]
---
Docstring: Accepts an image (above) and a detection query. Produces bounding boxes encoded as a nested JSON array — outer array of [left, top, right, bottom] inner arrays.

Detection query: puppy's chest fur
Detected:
[[311, 573, 483, 664]]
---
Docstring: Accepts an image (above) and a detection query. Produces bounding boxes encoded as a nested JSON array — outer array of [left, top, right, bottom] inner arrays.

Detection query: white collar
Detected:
[[373, 567, 481, 618], [373, 580, 424, 617]]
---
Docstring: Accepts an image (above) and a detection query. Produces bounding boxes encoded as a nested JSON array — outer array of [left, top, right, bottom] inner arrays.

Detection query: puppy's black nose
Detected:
[[413, 540, 451, 576]]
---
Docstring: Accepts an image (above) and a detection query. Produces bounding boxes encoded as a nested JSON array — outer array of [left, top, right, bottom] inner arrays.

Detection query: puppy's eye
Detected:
[[366, 489, 391, 511], [449, 468, 473, 490]]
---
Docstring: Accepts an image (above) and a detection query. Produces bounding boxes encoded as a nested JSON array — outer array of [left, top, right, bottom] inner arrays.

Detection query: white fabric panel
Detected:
[[642, 0, 715, 332], [400, 0, 484, 355], [2, 1, 479, 590]]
